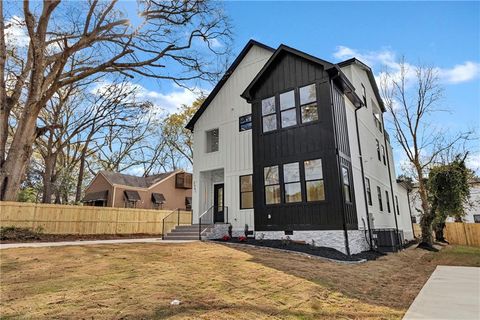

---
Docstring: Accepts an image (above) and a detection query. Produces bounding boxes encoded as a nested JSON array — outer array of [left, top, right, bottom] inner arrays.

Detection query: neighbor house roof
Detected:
[[99, 171, 175, 189], [185, 39, 275, 131], [337, 58, 386, 112]]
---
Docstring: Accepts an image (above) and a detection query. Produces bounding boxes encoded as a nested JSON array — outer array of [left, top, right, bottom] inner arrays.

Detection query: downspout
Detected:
[[381, 113, 400, 250], [406, 187, 415, 238], [354, 106, 374, 250], [329, 76, 350, 256]]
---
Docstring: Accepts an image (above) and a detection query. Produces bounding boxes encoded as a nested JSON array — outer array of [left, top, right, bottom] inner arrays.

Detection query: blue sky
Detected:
[[135, 1, 478, 173]]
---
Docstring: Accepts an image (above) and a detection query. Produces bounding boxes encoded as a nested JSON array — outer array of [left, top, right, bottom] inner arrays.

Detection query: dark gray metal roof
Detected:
[[124, 190, 141, 202], [100, 171, 174, 188], [151, 193, 166, 204]]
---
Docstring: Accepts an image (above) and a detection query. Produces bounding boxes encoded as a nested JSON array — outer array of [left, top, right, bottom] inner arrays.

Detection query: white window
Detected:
[[206, 128, 219, 153]]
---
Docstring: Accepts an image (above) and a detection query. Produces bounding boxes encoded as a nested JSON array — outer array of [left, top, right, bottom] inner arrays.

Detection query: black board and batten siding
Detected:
[[248, 51, 358, 232]]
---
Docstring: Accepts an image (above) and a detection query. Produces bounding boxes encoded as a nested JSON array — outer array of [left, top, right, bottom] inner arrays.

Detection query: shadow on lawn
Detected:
[[211, 242, 439, 312]]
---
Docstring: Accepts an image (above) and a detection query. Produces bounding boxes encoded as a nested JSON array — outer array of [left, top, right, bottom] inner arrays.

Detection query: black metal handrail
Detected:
[[198, 205, 229, 240], [161, 208, 180, 240]]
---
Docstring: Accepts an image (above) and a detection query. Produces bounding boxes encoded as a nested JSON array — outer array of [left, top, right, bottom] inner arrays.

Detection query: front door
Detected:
[[213, 183, 224, 223]]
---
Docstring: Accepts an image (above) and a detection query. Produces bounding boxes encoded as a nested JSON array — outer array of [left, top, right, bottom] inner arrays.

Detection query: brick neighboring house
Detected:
[[83, 170, 192, 210]]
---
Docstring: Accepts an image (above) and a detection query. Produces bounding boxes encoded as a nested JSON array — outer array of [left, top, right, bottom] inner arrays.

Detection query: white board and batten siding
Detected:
[[192, 45, 274, 230], [341, 63, 414, 239]]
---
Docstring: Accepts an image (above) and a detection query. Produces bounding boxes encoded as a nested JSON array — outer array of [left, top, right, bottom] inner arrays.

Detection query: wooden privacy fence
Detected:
[[413, 223, 480, 247], [0, 201, 192, 235]]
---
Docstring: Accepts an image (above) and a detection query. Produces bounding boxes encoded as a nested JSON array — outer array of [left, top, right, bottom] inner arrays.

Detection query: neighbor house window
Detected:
[[342, 166, 351, 203], [240, 175, 253, 209], [474, 215, 480, 223], [304, 158, 325, 201], [365, 177, 372, 205], [206, 128, 219, 153], [373, 109, 383, 133], [376, 139, 381, 161], [299, 83, 318, 123], [262, 96, 277, 132], [377, 186, 383, 211], [239, 114, 252, 131], [283, 162, 302, 203], [361, 83, 367, 107], [280, 90, 297, 128], [382, 145, 386, 165], [264, 165, 281, 204], [386, 190, 391, 213], [395, 195, 400, 216]]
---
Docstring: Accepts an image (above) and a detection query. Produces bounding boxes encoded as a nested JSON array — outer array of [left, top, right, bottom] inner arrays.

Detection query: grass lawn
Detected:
[[1, 242, 479, 319]]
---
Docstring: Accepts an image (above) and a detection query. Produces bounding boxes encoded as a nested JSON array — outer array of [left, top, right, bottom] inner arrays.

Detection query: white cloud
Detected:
[[437, 61, 480, 84], [466, 153, 480, 174], [333, 45, 480, 85], [91, 81, 207, 115]]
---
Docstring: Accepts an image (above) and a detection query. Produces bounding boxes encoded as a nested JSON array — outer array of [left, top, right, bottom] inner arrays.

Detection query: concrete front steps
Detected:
[[163, 224, 214, 240]]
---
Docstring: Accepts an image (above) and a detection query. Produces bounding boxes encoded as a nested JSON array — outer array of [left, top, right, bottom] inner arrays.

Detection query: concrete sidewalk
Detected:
[[0, 238, 195, 249], [403, 266, 480, 320]]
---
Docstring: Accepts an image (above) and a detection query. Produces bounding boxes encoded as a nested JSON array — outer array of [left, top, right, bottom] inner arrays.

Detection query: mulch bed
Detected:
[[213, 238, 386, 262]]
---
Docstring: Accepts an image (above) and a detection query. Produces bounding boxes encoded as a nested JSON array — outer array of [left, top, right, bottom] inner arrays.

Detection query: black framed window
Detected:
[[395, 195, 400, 216], [365, 177, 372, 205], [283, 162, 302, 203], [377, 186, 383, 211], [386, 190, 391, 213], [206, 128, 219, 153], [304, 158, 325, 201], [382, 145, 386, 165], [240, 175, 253, 209], [299, 83, 318, 123], [361, 83, 367, 107], [264, 165, 281, 205], [342, 166, 351, 203], [239, 114, 252, 131], [376, 139, 381, 161], [474, 215, 480, 223], [280, 90, 296, 128], [262, 96, 277, 133]]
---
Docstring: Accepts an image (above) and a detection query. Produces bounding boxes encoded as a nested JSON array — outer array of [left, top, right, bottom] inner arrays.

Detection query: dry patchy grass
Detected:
[[0, 242, 479, 319]]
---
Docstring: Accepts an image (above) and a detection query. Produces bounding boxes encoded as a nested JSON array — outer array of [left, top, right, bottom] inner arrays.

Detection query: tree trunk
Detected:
[[434, 221, 446, 242], [416, 170, 434, 246], [42, 152, 57, 203], [0, 113, 38, 200]]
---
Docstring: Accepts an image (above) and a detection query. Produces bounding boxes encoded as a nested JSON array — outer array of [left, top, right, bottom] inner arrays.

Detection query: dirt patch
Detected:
[[213, 238, 385, 261], [0, 227, 162, 243], [1, 242, 479, 319]]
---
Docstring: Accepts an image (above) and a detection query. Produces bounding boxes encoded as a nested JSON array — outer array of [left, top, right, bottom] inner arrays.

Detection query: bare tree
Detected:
[[0, 0, 232, 200], [380, 58, 474, 247]]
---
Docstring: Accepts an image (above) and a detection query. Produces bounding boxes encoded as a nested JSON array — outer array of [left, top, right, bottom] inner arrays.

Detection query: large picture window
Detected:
[[283, 162, 302, 203], [304, 158, 325, 202], [262, 96, 277, 133], [342, 166, 351, 203], [240, 175, 253, 209], [377, 186, 383, 211], [264, 166, 281, 204], [280, 90, 297, 128], [365, 177, 372, 205], [299, 83, 318, 123]]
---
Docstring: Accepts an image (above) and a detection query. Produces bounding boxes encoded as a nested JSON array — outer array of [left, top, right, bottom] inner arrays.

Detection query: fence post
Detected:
[[177, 209, 180, 226]]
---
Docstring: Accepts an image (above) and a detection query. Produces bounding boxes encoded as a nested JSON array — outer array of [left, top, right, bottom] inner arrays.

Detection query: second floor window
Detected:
[[377, 186, 383, 211], [376, 139, 381, 161], [206, 128, 219, 153], [382, 145, 386, 165], [239, 114, 252, 131], [365, 177, 372, 205], [300, 83, 318, 123], [395, 195, 400, 215], [280, 90, 297, 128], [361, 83, 367, 107], [262, 96, 277, 133]]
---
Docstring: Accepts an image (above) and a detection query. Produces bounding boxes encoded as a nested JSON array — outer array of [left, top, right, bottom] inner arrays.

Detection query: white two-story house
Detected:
[[186, 40, 414, 254]]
